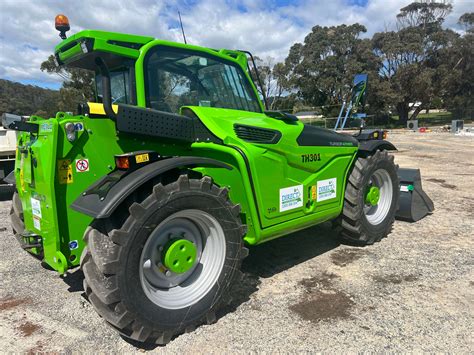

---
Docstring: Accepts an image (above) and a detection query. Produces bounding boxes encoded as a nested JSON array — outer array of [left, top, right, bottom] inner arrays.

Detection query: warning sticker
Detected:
[[33, 216, 41, 231], [58, 159, 73, 184], [75, 159, 89, 172], [135, 153, 149, 164], [311, 185, 317, 200], [31, 197, 42, 218]]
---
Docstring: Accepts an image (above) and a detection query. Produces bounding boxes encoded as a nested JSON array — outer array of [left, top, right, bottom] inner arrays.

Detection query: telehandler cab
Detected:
[[1, 15, 432, 344]]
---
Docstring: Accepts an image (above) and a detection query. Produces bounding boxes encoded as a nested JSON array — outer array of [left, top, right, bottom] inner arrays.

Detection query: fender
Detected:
[[70, 156, 232, 219], [358, 139, 397, 153]]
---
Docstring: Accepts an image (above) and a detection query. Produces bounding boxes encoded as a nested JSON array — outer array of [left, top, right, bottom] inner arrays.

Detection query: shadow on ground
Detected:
[[242, 221, 340, 279]]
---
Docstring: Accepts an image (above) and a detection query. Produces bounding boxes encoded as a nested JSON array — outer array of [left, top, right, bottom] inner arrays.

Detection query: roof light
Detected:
[[55, 14, 70, 40]]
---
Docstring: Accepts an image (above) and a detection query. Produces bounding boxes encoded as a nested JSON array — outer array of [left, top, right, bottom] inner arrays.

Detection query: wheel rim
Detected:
[[363, 169, 393, 225], [139, 209, 226, 309]]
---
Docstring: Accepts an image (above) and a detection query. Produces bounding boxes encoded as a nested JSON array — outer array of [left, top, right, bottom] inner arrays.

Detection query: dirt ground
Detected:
[[0, 130, 473, 353]]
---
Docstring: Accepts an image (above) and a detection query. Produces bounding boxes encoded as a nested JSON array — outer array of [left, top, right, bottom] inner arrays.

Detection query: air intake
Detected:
[[234, 124, 281, 144]]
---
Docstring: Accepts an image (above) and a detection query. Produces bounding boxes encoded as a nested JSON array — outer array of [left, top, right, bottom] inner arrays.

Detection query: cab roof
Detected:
[[54, 30, 248, 71]]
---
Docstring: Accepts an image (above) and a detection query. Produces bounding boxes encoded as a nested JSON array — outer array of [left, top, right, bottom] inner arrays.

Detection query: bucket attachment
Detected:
[[396, 168, 434, 222]]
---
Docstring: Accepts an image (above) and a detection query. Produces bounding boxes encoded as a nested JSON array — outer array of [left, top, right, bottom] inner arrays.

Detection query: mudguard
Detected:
[[358, 139, 397, 153], [70, 156, 232, 219]]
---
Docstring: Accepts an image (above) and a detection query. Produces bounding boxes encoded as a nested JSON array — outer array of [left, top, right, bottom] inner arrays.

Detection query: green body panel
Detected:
[[55, 30, 154, 62], [14, 30, 359, 273]]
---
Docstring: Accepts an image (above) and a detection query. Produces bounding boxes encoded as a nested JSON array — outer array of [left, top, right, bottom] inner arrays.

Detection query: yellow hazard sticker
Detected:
[[58, 159, 73, 184], [19, 169, 25, 192], [135, 153, 149, 164], [311, 185, 317, 200]]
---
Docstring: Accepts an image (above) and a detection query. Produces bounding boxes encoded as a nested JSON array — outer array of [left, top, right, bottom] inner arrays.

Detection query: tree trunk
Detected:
[[396, 103, 410, 126], [409, 106, 423, 121]]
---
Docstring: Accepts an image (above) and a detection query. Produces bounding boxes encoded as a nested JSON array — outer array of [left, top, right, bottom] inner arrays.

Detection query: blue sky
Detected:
[[0, 0, 471, 90]]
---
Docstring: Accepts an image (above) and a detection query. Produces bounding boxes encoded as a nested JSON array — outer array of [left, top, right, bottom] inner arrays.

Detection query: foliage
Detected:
[[370, 1, 458, 124], [396, 0, 452, 29], [0, 79, 60, 117], [250, 57, 289, 110], [458, 12, 474, 32], [283, 24, 378, 116], [436, 13, 474, 119], [40, 55, 95, 113]]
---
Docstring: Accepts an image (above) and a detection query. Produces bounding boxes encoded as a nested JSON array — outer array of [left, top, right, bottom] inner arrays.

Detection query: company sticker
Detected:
[[69, 240, 79, 250], [58, 159, 73, 184], [40, 122, 53, 133], [317, 178, 337, 202], [75, 159, 89, 172], [33, 216, 41, 231], [279, 185, 303, 212], [74, 122, 84, 131], [31, 197, 42, 218], [135, 153, 149, 164]]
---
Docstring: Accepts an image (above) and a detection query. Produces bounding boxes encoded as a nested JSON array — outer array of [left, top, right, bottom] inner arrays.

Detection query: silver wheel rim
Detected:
[[139, 209, 226, 309], [363, 169, 393, 225]]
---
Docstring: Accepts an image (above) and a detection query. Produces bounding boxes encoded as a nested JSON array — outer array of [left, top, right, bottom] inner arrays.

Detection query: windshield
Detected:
[[144, 47, 261, 113], [96, 69, 131, 104]]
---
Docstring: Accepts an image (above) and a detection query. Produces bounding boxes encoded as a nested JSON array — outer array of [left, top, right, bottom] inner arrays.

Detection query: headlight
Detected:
[[64, 122, 76, 142]]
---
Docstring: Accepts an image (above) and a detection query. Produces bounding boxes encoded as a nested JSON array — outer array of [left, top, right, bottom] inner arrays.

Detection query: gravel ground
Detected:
[[0, 131, 473, 353]]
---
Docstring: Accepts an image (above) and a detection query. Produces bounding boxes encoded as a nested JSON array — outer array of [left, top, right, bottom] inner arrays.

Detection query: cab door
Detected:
[[234, 116, 358, 229]]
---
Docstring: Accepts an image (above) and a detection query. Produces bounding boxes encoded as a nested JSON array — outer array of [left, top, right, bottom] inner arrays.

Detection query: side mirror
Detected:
[[349, 118, 366, 128], [350, 113, 366, 128], [264, 110, 299, 122]]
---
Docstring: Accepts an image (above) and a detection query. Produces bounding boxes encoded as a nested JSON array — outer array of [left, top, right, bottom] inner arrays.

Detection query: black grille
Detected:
[[234, 124, 281, 144], [116, 105, 222, 144]]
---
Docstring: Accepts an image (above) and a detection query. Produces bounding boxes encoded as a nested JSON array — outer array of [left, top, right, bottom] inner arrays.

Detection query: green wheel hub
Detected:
[[162, 238, 197, 274], [365, 186, 380, 206]]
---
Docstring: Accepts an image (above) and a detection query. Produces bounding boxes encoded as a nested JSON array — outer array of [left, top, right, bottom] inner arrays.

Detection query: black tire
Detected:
[[337, 150, 399, 245], [10, 191, 25, 236], [81, 175, 248, 344]]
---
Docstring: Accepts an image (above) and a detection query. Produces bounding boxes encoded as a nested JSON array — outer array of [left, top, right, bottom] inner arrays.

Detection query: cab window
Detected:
[[96, 68, 132, 104], [144, 47, 261, 113]]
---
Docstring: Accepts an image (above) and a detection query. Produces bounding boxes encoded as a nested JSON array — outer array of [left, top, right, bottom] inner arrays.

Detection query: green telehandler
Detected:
[[1, 15, 433, 344]]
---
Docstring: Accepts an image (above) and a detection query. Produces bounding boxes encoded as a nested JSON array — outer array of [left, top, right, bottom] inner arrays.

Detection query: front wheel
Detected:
[[337, 150, 399, 245], [81, 175, 248, 344]]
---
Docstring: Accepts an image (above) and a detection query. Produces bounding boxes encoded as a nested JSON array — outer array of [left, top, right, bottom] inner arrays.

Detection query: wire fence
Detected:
[[298, 109, 474, 129]]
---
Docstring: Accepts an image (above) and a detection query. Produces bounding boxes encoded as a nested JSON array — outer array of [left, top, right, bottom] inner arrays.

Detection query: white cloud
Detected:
[[0, 0, 471, 87]]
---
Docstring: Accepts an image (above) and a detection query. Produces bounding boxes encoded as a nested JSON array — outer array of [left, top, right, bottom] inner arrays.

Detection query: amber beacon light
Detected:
[[55, 14, 70, 39]]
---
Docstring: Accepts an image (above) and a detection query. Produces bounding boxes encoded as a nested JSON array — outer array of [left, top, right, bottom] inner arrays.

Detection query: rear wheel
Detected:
[[81, 175, 248, 344], [338, 150, 399, 245]]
